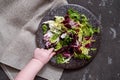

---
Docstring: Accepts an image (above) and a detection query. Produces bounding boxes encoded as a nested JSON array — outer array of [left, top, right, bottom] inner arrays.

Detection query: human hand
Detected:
[[33, 48, 55, 65]]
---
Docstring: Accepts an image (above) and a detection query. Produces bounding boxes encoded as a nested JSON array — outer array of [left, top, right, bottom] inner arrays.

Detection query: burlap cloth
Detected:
[[0, 0, 68, 80]]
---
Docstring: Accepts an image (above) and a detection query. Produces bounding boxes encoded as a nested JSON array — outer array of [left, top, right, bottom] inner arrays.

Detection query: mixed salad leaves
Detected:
[[42, 9, 100, 64]]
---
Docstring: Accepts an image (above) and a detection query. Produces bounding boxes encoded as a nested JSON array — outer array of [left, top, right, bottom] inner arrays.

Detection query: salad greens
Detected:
[[55, 42, 62, 51], [42, 24, 48, 34], [42, 9, 100, 64], [68, 9, 80, 21], [56, 54, 71, 64], [62, 35, 72, 46], [50, 33, 59, 43], [74, 52, 91, 59]]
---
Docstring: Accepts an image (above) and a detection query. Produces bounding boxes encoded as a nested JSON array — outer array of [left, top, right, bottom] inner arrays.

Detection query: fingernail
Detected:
[[51, 48, 54, 50], [48, 48, 54, 52]]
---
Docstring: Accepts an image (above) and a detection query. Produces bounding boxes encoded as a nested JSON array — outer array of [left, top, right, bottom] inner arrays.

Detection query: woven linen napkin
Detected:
[[0, 0, 68, 80]]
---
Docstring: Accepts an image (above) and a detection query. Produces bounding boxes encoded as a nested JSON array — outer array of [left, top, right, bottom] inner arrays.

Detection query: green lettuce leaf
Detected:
[[68, 9, 80, 21], [50, 33, 59, 43], [74, 52, 91, 59], [42, 24, 48, 34], [62, 35, 72, 46], [56, 54, 71, 64], [54, 42, 62, 51], [81, 14, 88, 23], [56, 54, 65, 64]]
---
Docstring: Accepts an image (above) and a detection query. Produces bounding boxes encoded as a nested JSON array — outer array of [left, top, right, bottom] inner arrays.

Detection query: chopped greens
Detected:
[[62, 35, 72, 46], [74, 52, 91, 60], [42, 24, 48, 34], [68, 9, 80, 21], [91, 48, 97, 51], [42, 8, 100, 64], [80, 14, 88, 23], [50, 33, 59, 43], [56, 54, 70, 64], [56, 54, 65, 64], [54, 42, 62, 51]]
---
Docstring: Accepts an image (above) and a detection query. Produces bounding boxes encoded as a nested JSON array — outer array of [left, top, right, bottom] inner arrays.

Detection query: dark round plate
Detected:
[[36, 4, 101, 69]]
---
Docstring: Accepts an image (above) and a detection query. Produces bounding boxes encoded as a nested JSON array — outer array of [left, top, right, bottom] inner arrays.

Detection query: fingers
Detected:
[[34, 48, 41, 54], [34, 48, 56, 62], [48, 48, 54, 54], [49, 52, 56, 59], [35, 47, 55, 56]]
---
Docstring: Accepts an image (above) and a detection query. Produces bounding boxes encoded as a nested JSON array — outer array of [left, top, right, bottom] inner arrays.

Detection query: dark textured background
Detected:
[[0, 0, 120, 80]]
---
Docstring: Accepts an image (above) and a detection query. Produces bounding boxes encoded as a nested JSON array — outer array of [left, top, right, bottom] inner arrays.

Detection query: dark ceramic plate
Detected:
[[36, 4, 101, 69]]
